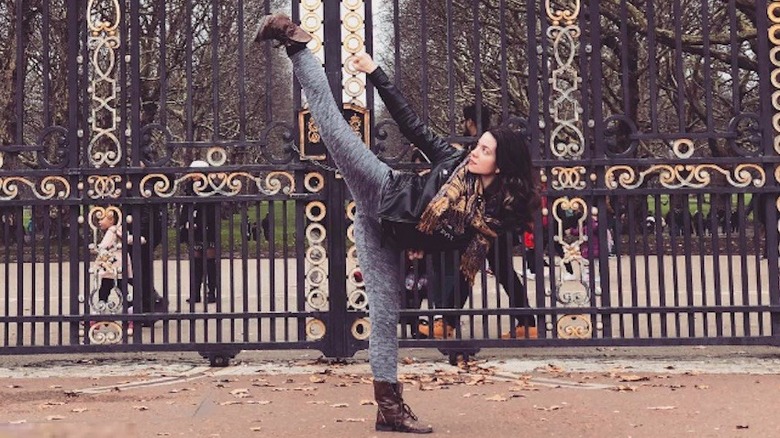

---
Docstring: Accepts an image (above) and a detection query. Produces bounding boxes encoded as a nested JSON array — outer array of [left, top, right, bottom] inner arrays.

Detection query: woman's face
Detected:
[[467, 132, 498, 176]]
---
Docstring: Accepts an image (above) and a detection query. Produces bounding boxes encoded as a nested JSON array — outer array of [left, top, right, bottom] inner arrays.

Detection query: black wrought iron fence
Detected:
[[0, 0, 777, 364]]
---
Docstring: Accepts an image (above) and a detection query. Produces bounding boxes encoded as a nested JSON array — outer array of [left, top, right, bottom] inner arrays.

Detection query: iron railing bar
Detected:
[[684, 197, 698, 336], [241, 204, 250, 343], [699, 0, 714, 130], [645, 0, 659, 132], [446, 0, 455, 136], [42, 0, 51, 127], [283, 199, 290, 342], [628, 197, 641, 337], [656, 195, 670, 337], [619, 0, 631, 117], [471, 0, 483, 135], [211, 0, 220, 142], [696, 195, 716, 337], [229, 201, 237, 343], [672, 0, 686, 131], [185, 0, 194, 142], [724, 196, 737, 337], [498, 0, 509, 121], [737, 196, 751, 336], [268, 201, 276, 342], [237, 0, 247, 141], [255, 200, 263, 342], [420, 0, 429, 120]]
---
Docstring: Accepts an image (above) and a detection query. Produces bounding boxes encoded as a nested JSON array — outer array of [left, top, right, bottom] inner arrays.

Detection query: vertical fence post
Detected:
[[67, 0, 83, 346], [760, 1, 780, 341], [321, 2, 349, 358]]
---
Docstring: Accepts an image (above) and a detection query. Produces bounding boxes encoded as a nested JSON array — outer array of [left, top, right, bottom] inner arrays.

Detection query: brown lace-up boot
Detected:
[[374, 381, 433, 434], [253, 13, 312, 46]]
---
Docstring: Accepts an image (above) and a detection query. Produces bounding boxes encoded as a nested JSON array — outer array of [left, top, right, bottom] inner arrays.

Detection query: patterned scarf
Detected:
[[416, 157, 498, 285]]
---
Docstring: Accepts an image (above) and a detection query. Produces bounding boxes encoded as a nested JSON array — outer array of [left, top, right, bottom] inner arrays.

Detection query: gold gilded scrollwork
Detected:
[[351, 318, 371, 340], [0, 176, 70, 201], [606, 163, 765, 190], [769, 1, 780, 154], [556, 314, 591, 340], [551, 166, 586, 190], [545, 0, 580, 26], [300, 0, 324, 59], [305, 197, 329, 313], [341, 0, 366, 107], [304, 172, 325, 193], [87, 175, 122, 199], [139, 172, 294, 198], [306, 318, 326, 340], [345, 201, 365, 315], [88, 321, 124, 345], [546, 0, 584, 159], [87, 0, 121, 167]]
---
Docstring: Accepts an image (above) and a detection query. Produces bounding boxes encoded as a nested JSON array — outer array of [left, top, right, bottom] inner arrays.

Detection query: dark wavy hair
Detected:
[[488, 126, 540, 230]]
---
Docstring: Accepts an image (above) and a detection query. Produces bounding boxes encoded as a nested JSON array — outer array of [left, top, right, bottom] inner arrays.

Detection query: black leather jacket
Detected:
[[367, 67, 474, 251]]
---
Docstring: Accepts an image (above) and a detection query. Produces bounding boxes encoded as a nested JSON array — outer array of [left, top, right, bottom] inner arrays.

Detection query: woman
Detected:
[[256, 14, 539, 434]]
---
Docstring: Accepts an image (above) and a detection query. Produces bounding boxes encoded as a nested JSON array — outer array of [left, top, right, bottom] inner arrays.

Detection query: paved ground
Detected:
[[1, 346, 780, 437]]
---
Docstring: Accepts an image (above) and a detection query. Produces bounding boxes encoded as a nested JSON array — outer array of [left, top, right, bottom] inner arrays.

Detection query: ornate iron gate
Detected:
[[0, 0, 777, 361]]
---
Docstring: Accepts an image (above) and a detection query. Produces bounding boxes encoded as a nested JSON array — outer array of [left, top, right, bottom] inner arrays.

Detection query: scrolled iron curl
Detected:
[[0, 176, 70, 201]]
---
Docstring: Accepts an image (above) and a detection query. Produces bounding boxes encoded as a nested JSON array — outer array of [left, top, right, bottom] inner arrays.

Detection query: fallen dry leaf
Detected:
[[246, 400, 272, 405], [336, 418, 366, 423], [330, 403, 349, 408], [695, 385, 710, 390], [156, 433, 170, 436], [220, 401, 242, 406], [40, 401, 65, 407], [360, 400, 376, 406], [534, 405, 562, 411], [71, 408, 88, 413], [250, 426, 262, 432], [736, 425, 749, 429], [46, 415, 65, 421], [230, 388, 250, 396], [133, 405, 149, 411], [612, 385, 638, 392], [307, 401, 327, 405], [620, 375, 650, 382], [309, 375, 326, 384], [485, 395, 508, 402]]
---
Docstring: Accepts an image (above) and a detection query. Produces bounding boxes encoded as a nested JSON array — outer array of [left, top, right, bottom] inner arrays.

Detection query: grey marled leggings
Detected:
[[291, 49, 402, 383]]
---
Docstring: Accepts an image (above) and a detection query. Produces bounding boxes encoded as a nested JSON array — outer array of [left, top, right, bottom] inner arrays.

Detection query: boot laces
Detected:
[[401, 402, 419, 421]]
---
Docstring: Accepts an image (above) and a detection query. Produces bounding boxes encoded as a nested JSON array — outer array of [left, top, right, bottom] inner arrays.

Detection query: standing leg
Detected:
[[353, 214, 402, 383], [354, 214, 432, 434]]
